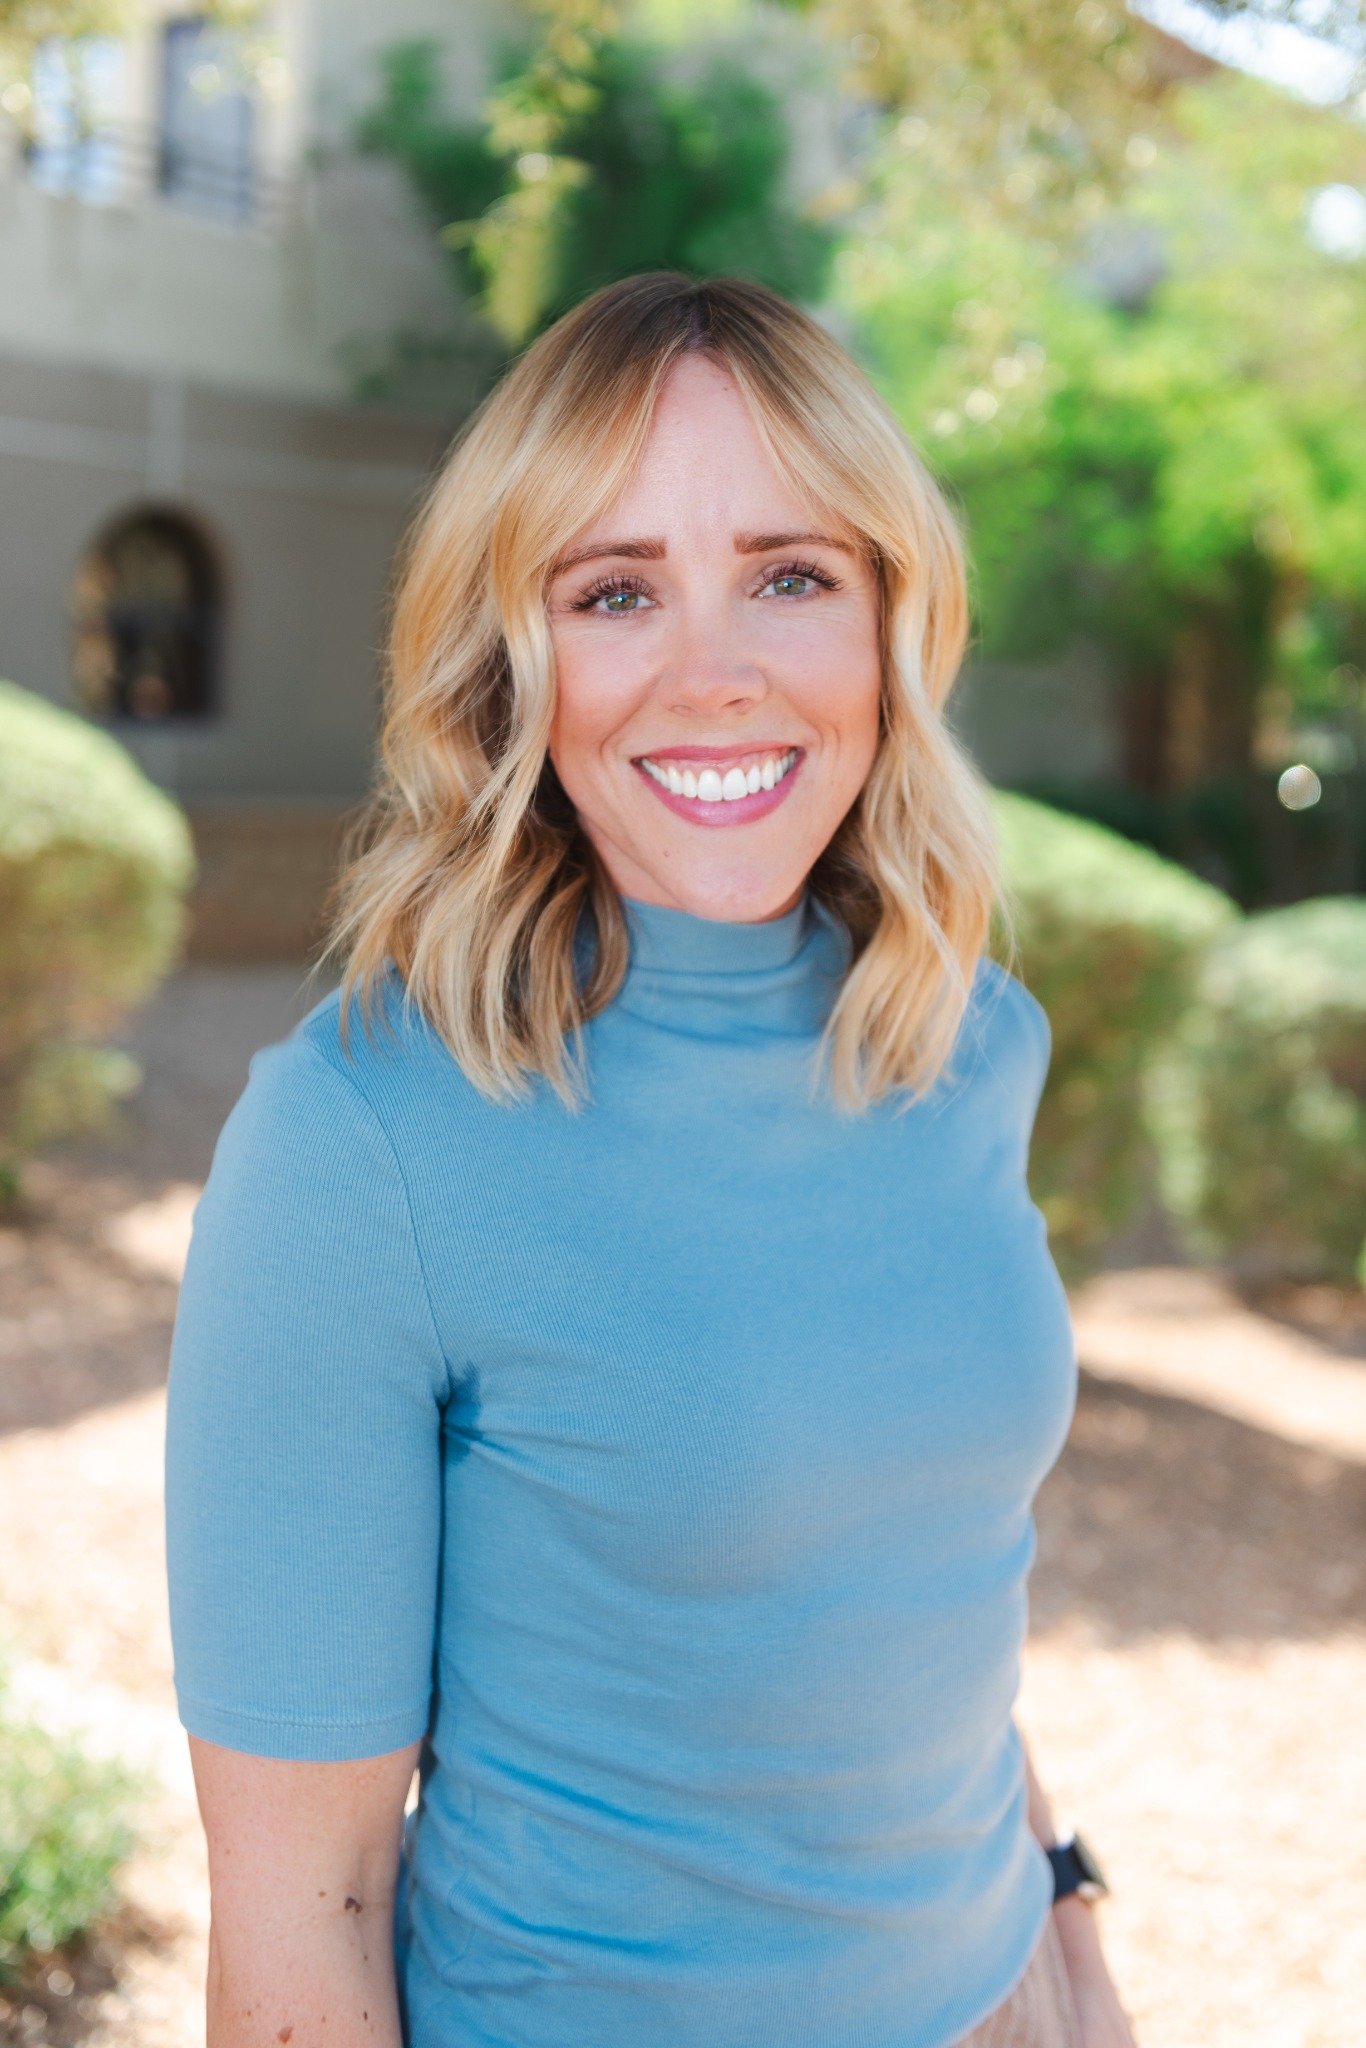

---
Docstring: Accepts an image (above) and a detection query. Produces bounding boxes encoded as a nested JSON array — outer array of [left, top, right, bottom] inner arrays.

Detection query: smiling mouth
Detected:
[[633, 747, 801, 804]]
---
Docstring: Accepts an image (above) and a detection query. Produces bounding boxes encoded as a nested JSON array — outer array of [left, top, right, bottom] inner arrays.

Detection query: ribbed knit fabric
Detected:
[[163, 886, 1078, 2048]]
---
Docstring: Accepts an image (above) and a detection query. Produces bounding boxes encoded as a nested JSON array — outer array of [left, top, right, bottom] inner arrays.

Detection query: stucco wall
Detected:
[[0, 0, 502, 404], [0, 347, 450, 804]]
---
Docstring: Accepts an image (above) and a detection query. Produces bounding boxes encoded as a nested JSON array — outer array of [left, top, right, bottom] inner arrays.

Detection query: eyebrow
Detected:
[[548, 530, 857, 577]]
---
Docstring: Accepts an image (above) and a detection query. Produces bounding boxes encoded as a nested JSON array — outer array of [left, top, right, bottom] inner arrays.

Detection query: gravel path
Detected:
[[1, 965, 1362, 2046]]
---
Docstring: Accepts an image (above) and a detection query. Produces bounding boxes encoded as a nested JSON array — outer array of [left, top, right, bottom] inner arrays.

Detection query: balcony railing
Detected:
[[14, 119, 303, 232]]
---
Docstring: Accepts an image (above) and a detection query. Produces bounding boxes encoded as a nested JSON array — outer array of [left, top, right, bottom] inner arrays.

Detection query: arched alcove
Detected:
[[71, 505, 222, 722]]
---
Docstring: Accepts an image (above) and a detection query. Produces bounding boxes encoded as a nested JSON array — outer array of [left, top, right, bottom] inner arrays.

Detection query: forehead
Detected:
[[562, 355, 859, 555]]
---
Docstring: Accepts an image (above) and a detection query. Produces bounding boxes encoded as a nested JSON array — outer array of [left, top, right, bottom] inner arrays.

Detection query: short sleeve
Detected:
[[1009, 974, 1053, 1138], [164, 1027, 450, 1761], [968, 958, 1053, 1159]]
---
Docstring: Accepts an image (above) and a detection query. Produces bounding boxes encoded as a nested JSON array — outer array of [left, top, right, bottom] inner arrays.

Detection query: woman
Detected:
[[164, 271, 1140, 2048]]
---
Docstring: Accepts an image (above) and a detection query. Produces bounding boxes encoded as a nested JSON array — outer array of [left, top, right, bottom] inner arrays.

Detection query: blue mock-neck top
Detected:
[[164, 884, 1078, 2048]]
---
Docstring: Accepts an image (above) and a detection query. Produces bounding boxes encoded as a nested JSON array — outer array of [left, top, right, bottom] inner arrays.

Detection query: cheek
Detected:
[[549, 636, 612, 743], [783, 617, 882, 744], [547, 634, 644, 790]]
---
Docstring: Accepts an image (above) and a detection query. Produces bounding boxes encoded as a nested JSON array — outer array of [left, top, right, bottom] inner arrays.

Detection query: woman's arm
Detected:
[[1020, 1727, 1140, 2048], [164, 1033, 451, 2037], [190, 1734, 421, 2048]]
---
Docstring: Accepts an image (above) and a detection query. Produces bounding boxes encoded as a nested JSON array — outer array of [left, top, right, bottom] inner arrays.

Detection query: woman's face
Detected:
[[544, 354, 883, 922]]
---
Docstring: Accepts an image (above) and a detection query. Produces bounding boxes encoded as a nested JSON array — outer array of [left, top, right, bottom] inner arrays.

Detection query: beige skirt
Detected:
[[950, 1912, 1083, 2048]]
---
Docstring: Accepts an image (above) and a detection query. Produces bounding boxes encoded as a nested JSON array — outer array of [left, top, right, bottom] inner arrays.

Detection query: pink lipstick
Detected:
[[630, 746, 806, 828]]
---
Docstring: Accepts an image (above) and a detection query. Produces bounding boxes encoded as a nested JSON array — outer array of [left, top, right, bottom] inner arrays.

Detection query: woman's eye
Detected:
[[760, 561, 839, 600], [569, 560, 838, 614], [572, 579, 654, 615]]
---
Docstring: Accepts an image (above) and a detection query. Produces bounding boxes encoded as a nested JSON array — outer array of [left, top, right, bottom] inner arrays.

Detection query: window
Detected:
[[71, 508, 222, 723], [24, 35, 127, 203], [158, 15, 257, 224]]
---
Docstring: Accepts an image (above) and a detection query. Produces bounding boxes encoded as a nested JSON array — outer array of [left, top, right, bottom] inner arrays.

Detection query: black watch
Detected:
[[1046, 1831, 1110, 1904]]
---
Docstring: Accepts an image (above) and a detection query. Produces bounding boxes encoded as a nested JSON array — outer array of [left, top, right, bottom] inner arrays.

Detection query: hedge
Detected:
[[0, 679, 196, 1200], [1147, 896, 1366, 1287], [991, 788, 1240, 1282]]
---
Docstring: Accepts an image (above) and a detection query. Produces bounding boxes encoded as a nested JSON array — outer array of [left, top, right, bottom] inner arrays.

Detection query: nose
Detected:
[[662, 609, 770, 722]]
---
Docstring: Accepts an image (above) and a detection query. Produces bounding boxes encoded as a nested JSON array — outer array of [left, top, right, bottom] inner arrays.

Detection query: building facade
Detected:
[[0, 0, 498, 957]]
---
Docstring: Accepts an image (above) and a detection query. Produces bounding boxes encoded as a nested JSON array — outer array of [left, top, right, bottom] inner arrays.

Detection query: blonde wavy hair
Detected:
[[316, 270, 1019, 1113]]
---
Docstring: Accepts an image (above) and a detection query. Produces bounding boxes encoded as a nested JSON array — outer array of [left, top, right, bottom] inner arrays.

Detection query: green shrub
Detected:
[[1148, 897, 1366, 1287], [0, 680, 196, 1200], [354, 30, 839, 361], [0, 1648, 149, 1985], [991, 789, 1240, 1282]]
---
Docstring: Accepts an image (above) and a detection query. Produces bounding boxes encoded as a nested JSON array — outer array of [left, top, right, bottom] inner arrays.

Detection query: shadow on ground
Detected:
[[1033, 1367, 1365, 1647]]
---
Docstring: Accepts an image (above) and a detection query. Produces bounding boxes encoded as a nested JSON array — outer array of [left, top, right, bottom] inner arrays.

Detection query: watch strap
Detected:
[[1046, 1831, 1110, 1903]]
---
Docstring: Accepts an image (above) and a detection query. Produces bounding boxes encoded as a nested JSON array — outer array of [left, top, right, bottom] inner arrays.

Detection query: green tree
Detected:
[[838, 66, 1366, 840], [355, 1, 841, 355], [785, 0, 1366, 259]]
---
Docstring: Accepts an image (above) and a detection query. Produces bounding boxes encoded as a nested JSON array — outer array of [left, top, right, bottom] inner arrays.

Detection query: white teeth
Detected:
[[638, 749, 799, 803]]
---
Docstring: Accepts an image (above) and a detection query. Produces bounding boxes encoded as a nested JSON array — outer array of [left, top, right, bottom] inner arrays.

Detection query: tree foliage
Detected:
[[837, 64, 1366, 784], [784, 0, 1366, 255], [355, 2, 841, 351]]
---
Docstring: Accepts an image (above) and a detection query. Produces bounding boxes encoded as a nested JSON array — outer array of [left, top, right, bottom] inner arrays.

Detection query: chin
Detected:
[[639, 859, 810, 923]]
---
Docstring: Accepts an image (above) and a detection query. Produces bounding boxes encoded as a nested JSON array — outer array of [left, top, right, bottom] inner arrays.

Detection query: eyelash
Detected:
[[568, 558, 843, 615]]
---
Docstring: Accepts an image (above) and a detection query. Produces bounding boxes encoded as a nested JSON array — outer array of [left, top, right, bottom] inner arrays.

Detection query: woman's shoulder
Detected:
[[972, 955, 1051, 1059], [955, 954, 1053, 1112], [261, 959, 451, 1098], [208, 960, 448, 1176]]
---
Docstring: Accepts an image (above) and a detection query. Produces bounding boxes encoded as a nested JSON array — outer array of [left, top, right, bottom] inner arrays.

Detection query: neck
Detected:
[[608, 887, 851, 1038]]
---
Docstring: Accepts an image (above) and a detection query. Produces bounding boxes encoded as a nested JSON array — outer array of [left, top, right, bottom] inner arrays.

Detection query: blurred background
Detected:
[[0, 0, 1363, 2040]]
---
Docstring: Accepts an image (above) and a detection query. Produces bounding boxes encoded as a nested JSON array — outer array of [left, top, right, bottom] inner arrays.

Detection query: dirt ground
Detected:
[[1, 964, 1363, 2047]]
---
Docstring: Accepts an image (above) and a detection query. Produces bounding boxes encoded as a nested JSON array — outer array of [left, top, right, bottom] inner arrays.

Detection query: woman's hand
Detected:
[[1053, 1897, 1140, 2048], [1016, 1731, 1139, 2045]]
